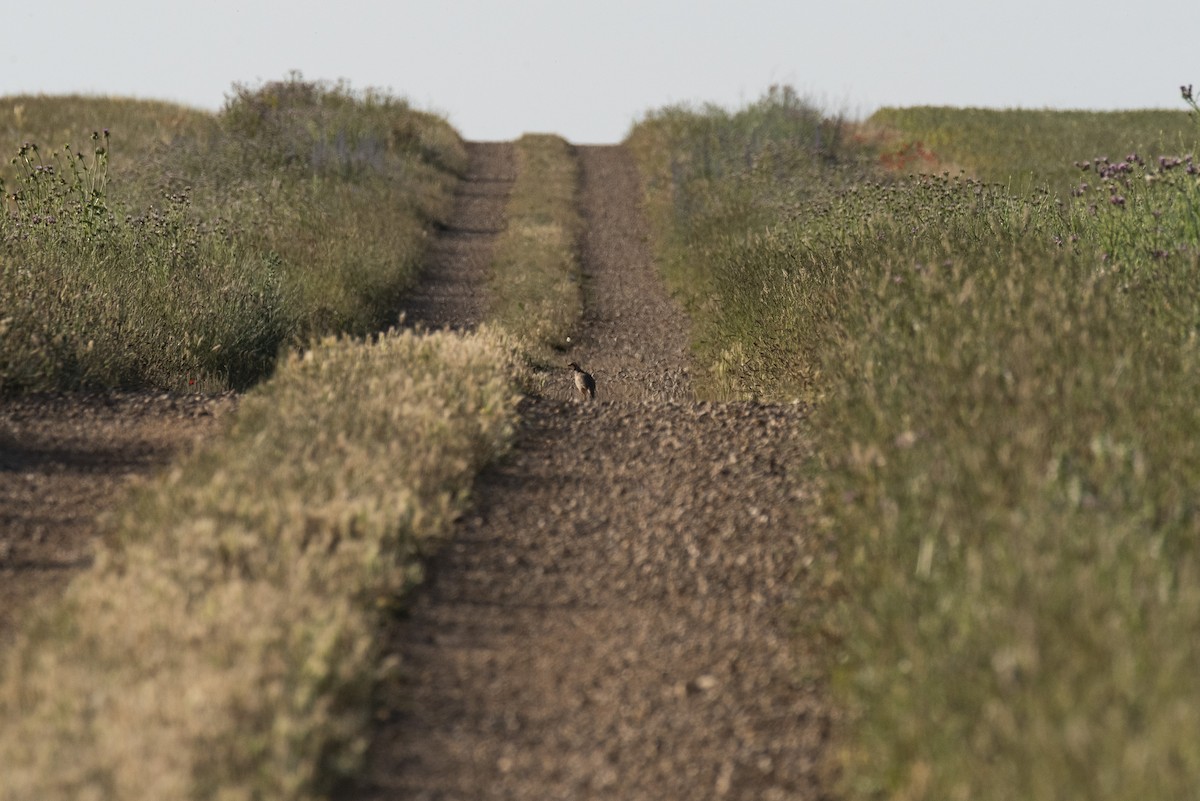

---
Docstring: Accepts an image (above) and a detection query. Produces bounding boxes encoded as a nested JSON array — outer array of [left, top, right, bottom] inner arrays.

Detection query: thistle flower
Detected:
[[1183, 84, 1194, 102]]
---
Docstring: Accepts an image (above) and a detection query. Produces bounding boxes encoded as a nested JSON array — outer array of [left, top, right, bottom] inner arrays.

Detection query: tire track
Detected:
[[347, 145, 832, 800], [397, 141, 515, 332]]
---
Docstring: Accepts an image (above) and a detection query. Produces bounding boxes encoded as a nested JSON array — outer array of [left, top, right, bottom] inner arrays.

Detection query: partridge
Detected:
[[568, 361, 596, 400]]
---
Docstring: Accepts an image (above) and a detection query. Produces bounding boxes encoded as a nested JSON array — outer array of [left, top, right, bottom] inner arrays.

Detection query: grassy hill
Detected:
[[0, 77, 465, 393], [630, 89, 1200, 801], [867, 105, 1199, 196]]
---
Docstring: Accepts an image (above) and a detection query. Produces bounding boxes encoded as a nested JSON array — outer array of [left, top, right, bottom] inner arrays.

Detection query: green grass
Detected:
[[0, 94, 211, 187], [626, 85, 872, 398], [868, 105, 1200, 197], [0, 75, 465, 393], [487, 133, 582, 355], [630, 88, 1200, 800], [0, 326, 523, 800]]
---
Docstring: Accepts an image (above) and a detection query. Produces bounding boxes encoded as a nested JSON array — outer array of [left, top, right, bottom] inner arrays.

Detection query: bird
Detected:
[[567, 361, 596, 401]]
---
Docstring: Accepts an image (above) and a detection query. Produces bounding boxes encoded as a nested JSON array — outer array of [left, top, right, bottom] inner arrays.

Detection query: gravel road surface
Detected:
[[347, 144, 832, 800]]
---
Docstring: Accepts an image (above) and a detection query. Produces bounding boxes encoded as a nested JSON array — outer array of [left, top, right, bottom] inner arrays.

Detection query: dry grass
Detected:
[[487, 134, 582, 354], [0, 326, 523, 800]]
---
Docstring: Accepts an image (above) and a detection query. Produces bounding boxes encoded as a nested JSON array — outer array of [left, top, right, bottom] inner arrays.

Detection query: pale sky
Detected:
[[3, 0, 1197, 143]]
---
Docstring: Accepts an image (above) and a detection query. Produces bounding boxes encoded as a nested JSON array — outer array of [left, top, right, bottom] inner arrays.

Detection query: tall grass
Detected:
[[0, 76, 465, 393], [626, 85, 871, 398], [630, 87, 1200, 799], [487, 133, 582, 354], [0, 326, 522, 800]]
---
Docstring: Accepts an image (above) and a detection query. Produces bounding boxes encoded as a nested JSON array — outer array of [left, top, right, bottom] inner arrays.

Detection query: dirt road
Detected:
[[349, 145, 832, 799], [399, 142, 516, 332]]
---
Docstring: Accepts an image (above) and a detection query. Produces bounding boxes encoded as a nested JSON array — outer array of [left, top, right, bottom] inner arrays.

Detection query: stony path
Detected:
[[566, 145, 692, 401], [346, 145, 832, 800]]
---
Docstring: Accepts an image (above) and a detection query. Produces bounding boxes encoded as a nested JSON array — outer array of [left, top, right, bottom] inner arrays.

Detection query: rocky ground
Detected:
[[350, 144, 833, 800]]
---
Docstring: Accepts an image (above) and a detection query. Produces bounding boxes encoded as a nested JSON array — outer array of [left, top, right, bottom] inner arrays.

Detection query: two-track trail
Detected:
[[349, 145, 833, 800]]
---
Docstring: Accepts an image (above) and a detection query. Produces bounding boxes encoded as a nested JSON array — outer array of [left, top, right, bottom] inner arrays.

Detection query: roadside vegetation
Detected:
[[627, 84, 874, 400], [630, 85, 1200, 800], [869, 105, 1197, 196], [0, 81, 585, 799], [0, 75, 465, 392], [0, 326, 522, 800], [487, 133, 583, 354]]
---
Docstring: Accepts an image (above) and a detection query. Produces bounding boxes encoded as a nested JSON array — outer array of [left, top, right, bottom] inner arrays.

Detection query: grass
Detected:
[[629, 86, 1200, 800], [0, 91, 587, 799], [487, 133, 583, 354], [0, 94, 210, 186], [0, 326, 523, 800], [0, 75, 465, 393], [626, 84, 872, 399], [867, 105, 1199, 197]]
